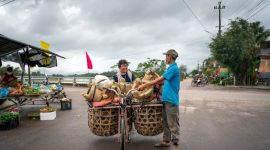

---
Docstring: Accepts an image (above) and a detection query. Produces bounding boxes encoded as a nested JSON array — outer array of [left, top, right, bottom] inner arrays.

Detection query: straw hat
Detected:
[[142, 70, 160, 83]]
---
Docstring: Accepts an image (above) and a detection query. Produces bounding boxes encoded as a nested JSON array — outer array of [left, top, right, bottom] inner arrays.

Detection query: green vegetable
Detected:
[[25, 88, 41, 95], [0, 112, 19, 124]]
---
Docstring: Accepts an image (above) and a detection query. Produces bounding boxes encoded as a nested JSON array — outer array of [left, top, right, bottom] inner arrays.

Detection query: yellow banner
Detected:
[[40, 41, 50, 65]]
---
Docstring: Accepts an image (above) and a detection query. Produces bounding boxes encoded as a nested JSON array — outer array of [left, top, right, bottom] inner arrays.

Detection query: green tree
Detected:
[[52, 74, 64, 77], [110, 64, 118, 70], [134, 58, 166, 78], [179, 65, 187, 79], [0, 65, 21, 76], [209, 18, 270, 85], [179, 65, 187, 74], [101, 71, 117, 78], [190, 69, 199, 76], [31, 71, 42, 76]]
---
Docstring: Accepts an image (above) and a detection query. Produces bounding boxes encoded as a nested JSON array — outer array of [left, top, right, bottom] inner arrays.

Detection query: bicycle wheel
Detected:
[[120, 117, 126, 150], [191, 81, 196, 87]]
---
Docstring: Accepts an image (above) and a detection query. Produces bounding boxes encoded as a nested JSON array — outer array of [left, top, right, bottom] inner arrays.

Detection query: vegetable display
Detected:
[[40, 107, 57, 113], [0, 112, 19, 124]]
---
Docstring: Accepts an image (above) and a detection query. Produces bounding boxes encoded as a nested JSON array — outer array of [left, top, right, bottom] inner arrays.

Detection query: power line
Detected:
[[247, 1, 270, 20], [230, 0, 251, 18], [243, 0, 266, 18], [181, 0, 213, 35], [0, 0, 15, 7]]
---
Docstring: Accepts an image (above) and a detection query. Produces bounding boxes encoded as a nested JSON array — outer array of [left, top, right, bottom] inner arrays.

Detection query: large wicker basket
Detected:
[[88, 108, 119, 136], [134, 105, 163, 136]]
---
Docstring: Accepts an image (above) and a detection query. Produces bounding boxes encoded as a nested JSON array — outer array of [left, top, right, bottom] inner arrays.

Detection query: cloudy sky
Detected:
[[0, 0, 269, 75]]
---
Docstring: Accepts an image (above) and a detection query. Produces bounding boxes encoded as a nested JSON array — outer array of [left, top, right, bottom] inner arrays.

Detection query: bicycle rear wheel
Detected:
[[120, 117, 126, 150]]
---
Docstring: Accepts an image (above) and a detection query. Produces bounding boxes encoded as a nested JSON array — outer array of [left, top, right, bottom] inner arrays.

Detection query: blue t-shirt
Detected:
[[162, 63, 180, 106]]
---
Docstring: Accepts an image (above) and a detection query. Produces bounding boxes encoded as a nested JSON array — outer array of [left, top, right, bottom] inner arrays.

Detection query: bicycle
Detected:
[[104, 88, 137, 150], [87, 87, 163, 150]]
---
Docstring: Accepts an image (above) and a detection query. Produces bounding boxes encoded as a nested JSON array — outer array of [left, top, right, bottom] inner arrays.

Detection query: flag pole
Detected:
[[86, 51, 93, 80]]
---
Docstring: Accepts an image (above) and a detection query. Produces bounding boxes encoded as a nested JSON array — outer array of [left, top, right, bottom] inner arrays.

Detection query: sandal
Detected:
[[154, 142, 170, 147]]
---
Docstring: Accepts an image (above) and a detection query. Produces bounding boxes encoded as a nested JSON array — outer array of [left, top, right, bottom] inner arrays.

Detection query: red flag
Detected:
[[86, 52, 93, 69]]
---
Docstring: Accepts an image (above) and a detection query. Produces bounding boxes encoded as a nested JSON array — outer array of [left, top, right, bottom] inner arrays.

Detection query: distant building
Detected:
[[258, 41, 270, 85], [258, 41, 270, 72]]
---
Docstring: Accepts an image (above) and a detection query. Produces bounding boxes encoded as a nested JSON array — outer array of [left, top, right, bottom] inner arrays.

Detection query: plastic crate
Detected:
[[60, 99, 72, 110]]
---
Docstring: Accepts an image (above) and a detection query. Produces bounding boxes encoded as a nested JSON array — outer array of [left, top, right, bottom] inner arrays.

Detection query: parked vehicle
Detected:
[[191, 74, 208, 87], [256, 72, 270, 86]]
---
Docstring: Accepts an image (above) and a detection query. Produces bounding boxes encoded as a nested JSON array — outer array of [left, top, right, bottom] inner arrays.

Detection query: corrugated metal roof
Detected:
[[0, 34, 65, 59], [0, 34, 26, 57]]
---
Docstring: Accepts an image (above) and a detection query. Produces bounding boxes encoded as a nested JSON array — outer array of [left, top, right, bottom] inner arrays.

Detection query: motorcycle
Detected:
[[191, 76, 208, 87]]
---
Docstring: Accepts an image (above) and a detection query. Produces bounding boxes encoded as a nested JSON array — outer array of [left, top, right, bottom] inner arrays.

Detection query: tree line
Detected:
[[209, 18, 270, 85]]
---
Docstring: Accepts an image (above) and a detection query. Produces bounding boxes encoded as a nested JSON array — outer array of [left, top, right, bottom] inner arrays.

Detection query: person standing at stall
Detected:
[[113, 59, 136, 83], [138, 49, 180, 149], [0, 67, 17, 87]]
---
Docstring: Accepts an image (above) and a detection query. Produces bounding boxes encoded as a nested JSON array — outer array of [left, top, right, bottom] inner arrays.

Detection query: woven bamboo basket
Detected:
[[88, 108, 119, 136], [134, 105, 163, 136]]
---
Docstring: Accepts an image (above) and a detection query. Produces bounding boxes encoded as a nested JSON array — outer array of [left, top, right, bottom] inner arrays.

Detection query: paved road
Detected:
[[1, 79, 270, 150]]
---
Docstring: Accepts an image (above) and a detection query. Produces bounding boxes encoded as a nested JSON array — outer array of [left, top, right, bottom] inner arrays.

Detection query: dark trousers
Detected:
[[162, 102, 180, 143]]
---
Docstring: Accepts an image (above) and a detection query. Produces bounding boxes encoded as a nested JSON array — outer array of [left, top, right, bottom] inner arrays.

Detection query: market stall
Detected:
[[0, 34, 66, 118]]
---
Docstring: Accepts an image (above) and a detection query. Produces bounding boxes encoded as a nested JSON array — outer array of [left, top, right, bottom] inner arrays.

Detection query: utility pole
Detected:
[[197, 62, 200, 72], [214, 1, 225, 35]]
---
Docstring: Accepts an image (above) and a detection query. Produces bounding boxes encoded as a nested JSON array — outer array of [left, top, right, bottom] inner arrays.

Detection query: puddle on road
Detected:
[[238, 112, 256, 117], [180, 106, 197, 113]]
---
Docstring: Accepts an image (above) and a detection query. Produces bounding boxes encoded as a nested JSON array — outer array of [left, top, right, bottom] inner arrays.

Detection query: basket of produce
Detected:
[[8, 82, 24, 96], [88, 107, 119, 136], [8, 90, 24, 96], [0, 112, 20, 130], [40, 106, 57, 113], [28, 112, 40, 120], [40, 107, 57, 120], [25, 88, 42, 96], [134, 105, 163, 136]]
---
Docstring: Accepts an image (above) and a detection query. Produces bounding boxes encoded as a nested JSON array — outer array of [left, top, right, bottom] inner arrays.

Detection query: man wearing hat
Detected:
[[138, 49, 180, 149]]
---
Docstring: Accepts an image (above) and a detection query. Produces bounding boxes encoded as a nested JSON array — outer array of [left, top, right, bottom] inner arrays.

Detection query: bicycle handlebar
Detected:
[[103, 88, 120, 96], [103, 88, 138, 97], [126, 89, 138, 96]]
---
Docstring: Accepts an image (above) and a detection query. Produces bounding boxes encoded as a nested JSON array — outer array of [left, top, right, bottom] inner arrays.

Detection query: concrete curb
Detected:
[[225, 85, 270, 90]]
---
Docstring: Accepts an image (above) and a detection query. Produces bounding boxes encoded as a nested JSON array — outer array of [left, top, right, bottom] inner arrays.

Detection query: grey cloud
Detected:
[[27, 1, 69, 36], [0, 0, 269, 74]]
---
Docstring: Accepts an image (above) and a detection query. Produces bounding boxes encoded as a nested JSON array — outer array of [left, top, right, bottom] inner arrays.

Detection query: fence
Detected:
[[18, 76, 94, 87]]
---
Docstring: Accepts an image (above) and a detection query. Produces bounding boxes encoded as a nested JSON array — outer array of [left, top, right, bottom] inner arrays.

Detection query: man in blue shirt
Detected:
[[138, 49, 180, 149]]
